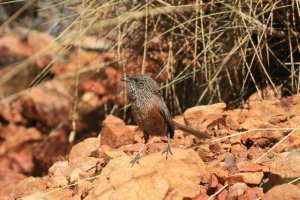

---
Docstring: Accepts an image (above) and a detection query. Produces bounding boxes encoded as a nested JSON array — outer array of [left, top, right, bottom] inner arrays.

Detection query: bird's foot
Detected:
[[162, 142, 173, 160], [130, 153, 143, 167]]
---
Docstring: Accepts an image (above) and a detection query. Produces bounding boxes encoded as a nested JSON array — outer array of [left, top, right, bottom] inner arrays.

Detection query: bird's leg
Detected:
[[130, 132, 149, 167], [162, 132, 173, 160], [130, 144, 145, 167]]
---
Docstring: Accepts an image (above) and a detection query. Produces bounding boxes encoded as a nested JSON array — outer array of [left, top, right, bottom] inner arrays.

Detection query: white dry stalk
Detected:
[[208, 184, 228, 200], [254, 125, 300, 163], [211, 127, 298, 142]]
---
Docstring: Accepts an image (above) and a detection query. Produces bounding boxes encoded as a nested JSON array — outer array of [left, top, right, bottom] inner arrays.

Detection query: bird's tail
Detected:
[[172, 120, 211, 139]]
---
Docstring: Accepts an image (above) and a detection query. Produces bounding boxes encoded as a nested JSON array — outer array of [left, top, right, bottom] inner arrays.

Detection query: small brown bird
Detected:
[[122, 74, 210, 166]]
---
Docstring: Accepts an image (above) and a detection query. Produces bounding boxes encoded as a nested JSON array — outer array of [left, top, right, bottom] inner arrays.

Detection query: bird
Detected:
[[121, 74, 210, 166]]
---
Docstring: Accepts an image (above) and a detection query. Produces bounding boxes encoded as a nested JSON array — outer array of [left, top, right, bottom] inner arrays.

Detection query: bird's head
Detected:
[[121, 74, 160, 100]]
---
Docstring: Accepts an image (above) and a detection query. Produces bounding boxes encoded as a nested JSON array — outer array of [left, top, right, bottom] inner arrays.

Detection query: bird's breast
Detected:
[[131, 97, 168, 136]]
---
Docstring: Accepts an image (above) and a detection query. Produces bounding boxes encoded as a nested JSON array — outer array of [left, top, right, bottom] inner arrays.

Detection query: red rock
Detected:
[[227, 183, 248, 199], [33, 129, 68, 174], [96, 144, 111, 158], [286, 116, 300, 129], [225, 109, 248, 124], [47, 175, 68, 188], [173, 130, 185, 145], [231, 144, 247, 156], [21, 80, 73, 127], [100, 115, 135, 149], [269, 115, 287, 124], [262, 165, 270, 172], [248, 99, 287, 120], [69, 137, 100, 162], [75, 180, 93, 198], [193, 193, 209, 200], [238, 187, 263, 200], [0, 170, 26, 198], [103, 149, 127, 161], [78, 92, 101, 115], [0, 124, 43, 150], [173, 115, 186, 126], [240, 117, 270, 130], [27, 188, 73, 200], [48, 161, 69, 176], [0, 124, 43, 174], [247, 147, 263, 160], [217, 188, 228, 200], [184, 103, 226, 132], [85, 148, 207, 199], [236, 162, 263, 172], [69, 168, 88, 183], [227, 172, 264, 185], [209, 143, 222, 153], [67, 157, 104, 177], [0, 33, 29, 58], [287, 131, 300, 149], [53, 47, 98, 74], [208, 174, 219, 189], [241, 128, 283, 147], [119, 143, 143, 154], [199, 184, 208, 194], [236, 157, 248, 163], [0, 31, 56, 68], [263, 184, 300, 200], [269, 156, 300, 179], [49, 151, 103, 184], [204, 166, 229, 184], [230, 135, 242, 144], [126, 125, 144, 143], [0, 103, 24, 124], [215, 129, 231, 137], [277, 95, 300, 116], [184, 135, 196, 148], [273, 143, 287, 153], [8, 149, 34, 174], [81, 80, 107, 95], [0, 196, 13, 200], [197, 144, 215, 162], [147, 142, 168, 153], [221, 143, 231, 150], [215, 162, 229, 171], [226, 173, 243, 184], [225, 116, 239, 130], [164, 190, 183, 199], [12, 177, 48, 199]]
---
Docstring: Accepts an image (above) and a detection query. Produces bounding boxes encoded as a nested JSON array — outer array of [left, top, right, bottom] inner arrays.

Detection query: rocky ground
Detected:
[[1, 94, 300, 199], [0, 31, 300, 200]]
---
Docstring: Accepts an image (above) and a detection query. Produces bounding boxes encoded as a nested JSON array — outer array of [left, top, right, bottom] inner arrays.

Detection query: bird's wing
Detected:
[[154, 96, 175, 138], [154, 88, 162, 97]]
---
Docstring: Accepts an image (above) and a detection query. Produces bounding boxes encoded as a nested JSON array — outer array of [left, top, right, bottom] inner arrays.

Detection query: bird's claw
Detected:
[[130, 153, 143, 167], [162, 143, 173, 160]]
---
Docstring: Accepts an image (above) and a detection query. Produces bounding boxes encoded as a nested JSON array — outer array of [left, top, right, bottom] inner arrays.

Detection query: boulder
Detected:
[[85, 148, 207, 200], [100, 115, 135, 149]]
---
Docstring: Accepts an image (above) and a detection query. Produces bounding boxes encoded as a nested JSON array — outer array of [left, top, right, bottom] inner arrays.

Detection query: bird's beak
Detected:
[[121, 77, 129, 82]]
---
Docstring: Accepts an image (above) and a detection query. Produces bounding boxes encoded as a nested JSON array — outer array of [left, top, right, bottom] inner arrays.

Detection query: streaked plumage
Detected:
[[122, 74, 210, 166], [122, 74, 174, 165]]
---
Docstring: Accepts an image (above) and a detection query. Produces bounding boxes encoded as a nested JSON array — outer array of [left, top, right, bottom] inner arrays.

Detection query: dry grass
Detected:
[[1, 0, 299, 109], [0, 0, 298, 145]]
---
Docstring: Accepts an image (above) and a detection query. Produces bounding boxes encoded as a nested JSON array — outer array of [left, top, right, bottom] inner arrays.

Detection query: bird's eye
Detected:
[[138, 81, 144, 87]]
